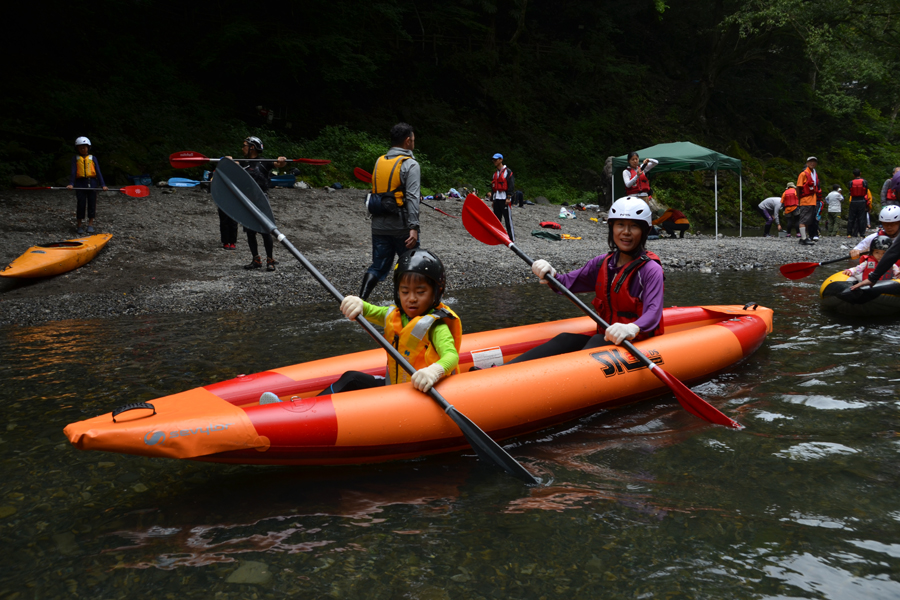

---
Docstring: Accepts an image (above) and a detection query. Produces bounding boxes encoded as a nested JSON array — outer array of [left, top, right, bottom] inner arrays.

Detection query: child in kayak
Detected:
[[66, 137, 108, 234], [844, 235, 900, 282], [320, 249, 461, 395], [508, 196, 664, 364]]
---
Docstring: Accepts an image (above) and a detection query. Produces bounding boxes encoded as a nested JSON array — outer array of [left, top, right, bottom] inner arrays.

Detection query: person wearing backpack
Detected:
[[490, 153, 516, 239], [881, 167, 900, 207], [847, 168, 869, 238], [359, 123, 421, 301]]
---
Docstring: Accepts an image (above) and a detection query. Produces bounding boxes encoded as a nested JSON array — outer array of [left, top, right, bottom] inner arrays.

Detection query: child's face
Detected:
[[76, 145, 90, 156], [398, 275, 435, 318], [872, 249, 886, 261]]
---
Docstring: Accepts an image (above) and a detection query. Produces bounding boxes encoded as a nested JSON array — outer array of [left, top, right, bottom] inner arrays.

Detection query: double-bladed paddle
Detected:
[[211, 158, 539, 484], [353, 167, 457, 218], [461, 194, 743, 430], [779, 256, 851, 280], [17, 185, 150, 198], [170, 151, 330, 169]]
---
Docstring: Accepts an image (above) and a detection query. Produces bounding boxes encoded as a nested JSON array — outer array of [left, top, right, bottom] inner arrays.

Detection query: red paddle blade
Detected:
[[294, 158, 331, 165], [354, 167, 372, 183], [650, 365, 743, 429], [779, 262, 820, 280], [15, 187, 52, 190], [170, 151, 209, 169], [122, 185, 150, 198], [462, 194, 510, 246]]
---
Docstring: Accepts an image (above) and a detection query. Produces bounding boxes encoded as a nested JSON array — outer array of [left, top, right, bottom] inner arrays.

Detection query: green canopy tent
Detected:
[[612, 142, 743, 237]]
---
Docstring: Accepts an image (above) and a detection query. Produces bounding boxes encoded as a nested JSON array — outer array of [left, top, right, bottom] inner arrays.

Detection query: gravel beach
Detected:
[[0, 185, 854, 326]]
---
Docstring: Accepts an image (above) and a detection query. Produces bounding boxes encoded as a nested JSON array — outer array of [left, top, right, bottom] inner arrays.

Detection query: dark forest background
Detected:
[[7, 0, 900, 227]]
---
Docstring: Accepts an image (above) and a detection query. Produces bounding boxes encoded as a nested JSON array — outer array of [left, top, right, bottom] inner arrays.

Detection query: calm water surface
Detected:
[[1, 270, 898, 599]]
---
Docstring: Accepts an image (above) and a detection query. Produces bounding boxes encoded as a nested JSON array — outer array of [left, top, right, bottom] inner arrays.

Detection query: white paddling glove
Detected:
[[532, 259, 557, 283], [411, 364, 446, 392], [604, 322, 640, 345], [341, 295, 364, 321]]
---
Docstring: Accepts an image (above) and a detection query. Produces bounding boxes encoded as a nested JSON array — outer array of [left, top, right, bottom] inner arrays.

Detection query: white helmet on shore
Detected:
[[75, 136, 91, 147], [879, 205, 900, 223], [609, 196, 653, 226]]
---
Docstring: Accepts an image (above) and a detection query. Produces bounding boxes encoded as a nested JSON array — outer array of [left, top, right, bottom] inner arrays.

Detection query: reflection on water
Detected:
[[1, 269, 899, 598]]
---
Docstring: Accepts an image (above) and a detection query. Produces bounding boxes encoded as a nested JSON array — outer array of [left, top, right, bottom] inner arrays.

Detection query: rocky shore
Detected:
[[0, 185, 853, 326]]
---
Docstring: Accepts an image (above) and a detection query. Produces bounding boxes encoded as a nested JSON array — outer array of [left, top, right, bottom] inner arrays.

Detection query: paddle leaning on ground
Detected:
[[353, 168, 457, 218], [170, 151, 331, 169], [17, 185, 150, 198], [461, 194, 743, 430], [210, 158, 539, 484], [779, 256, 851, 280]]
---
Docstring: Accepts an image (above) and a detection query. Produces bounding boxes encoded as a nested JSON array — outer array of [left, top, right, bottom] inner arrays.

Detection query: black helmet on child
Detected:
[[393, 249, 446, 310], [872, 235, 893, 251], [244, 136, 264, 153]]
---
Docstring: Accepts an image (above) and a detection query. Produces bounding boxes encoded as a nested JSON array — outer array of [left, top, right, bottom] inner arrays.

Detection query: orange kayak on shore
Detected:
[[1, 234, 112, 278], [64, 305, 773, 467]]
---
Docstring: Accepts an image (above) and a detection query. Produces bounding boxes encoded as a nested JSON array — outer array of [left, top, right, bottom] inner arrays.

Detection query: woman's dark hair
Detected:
[[390, 123, 415, 147], [627, 151, 640, 162], [607, 219, 650, 256]]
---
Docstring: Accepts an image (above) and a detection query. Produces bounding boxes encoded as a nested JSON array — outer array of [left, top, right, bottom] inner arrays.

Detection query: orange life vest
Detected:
[[625, 168, 651, 195], [591, 251, 664, 341], [372, 155, 409, 206], [75, 155, 97, 179], [383, 303, 462, 385], [798, 168, 820, 204]]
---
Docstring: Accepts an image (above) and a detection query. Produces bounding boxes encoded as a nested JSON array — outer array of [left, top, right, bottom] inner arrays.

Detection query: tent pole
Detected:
[[739, 172, 743, 237], [715, 170, 719, 237]]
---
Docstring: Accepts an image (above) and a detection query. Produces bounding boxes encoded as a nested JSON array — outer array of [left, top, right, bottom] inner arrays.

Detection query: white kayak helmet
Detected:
[[879, 205, 900, 223], [608, 196, 653, 226], [75, 136, 91, 147]]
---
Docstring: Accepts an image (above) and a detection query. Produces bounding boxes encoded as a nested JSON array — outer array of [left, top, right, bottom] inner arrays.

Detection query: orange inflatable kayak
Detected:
[[64, 305, 773, 466], [1, 234, 112, 278]]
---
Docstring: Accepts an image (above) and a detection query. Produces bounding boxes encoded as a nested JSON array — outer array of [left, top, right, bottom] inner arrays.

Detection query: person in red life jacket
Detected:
[[317, 249, 461, 396], [846, 168, 870, 238], [652, 207, 690, 238], [490, 153, 516, 239], [225, 136, 287, 271], [844, 236, 900, 282], [66, 137, 108, 234], [880, 167, 900, 206], [796, 156, 822, 245], [505, 196, 664, 365], [622, 152, 658, 204], [781, 183, 801, 237]]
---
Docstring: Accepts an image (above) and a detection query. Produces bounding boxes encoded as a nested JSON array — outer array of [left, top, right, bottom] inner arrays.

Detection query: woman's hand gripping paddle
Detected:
[[354, 168, 457, 218], [17, 185, 150, 198], [779, 256, 851, 280], [211, 158, 539, 484], [461, 194, 743, 430], [170, 151, 331, 169]]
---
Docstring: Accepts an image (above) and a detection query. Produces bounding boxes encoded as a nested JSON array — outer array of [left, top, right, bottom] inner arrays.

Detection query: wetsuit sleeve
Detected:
[[864, 241, 900, 283], [94, 157, 106, 188], [429, 322, 460, 375], [555, 254, 607, 294], [362, 303, 390, 327], [629, 261, 664, 333]]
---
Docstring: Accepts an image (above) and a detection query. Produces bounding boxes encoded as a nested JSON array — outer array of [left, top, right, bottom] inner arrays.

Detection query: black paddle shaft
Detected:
[[211, 158, 539, 484]]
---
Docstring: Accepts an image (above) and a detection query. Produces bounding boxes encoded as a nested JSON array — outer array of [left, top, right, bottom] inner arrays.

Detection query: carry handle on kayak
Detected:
[[112, 402, 157, 423]]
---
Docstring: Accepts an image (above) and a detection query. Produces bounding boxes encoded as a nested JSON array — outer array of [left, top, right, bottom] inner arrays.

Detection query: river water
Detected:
[[1, 269, 898, 599]]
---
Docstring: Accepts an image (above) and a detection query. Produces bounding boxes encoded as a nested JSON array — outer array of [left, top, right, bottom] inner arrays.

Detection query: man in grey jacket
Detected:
[[359, 123, 421, 300], [881, 167, 900, 206]]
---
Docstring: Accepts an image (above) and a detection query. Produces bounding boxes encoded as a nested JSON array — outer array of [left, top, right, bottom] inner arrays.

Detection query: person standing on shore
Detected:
[[847, 169, 869, 238], [358, 123, 421, 301], [823, 184, 843, 236], [490, 153, 515, 239], [781, 183, 800, 237], [796, 156, 822, 245], [623, 152, 658, 209], [226, 136, 287, 271], [67, 137, 108, 235], [880, 167, 899, 206], [757, 195, 782, 237]]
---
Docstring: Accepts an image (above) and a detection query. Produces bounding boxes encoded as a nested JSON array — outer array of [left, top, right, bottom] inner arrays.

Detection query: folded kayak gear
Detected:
[[63, 305, 771, 467], [820, 270, 900, 316], [540, 221, 562, 229], [1, 234, 112, 278], [531, 229, 561, 241], [17, 185, 149, 198], [169, 151, 330, 169]]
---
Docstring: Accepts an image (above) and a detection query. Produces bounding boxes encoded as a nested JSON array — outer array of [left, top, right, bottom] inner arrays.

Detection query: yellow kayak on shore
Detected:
[[1, 234, 112, 278]]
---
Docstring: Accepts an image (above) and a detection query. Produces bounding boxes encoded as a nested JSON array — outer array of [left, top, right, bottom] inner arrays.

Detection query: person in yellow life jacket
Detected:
[[781, 182, 800, 237], [652, 207, 690, 238], [66, 137, 108, 234], [796, 156, 822, 245], [319, 249, 461, 396]]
